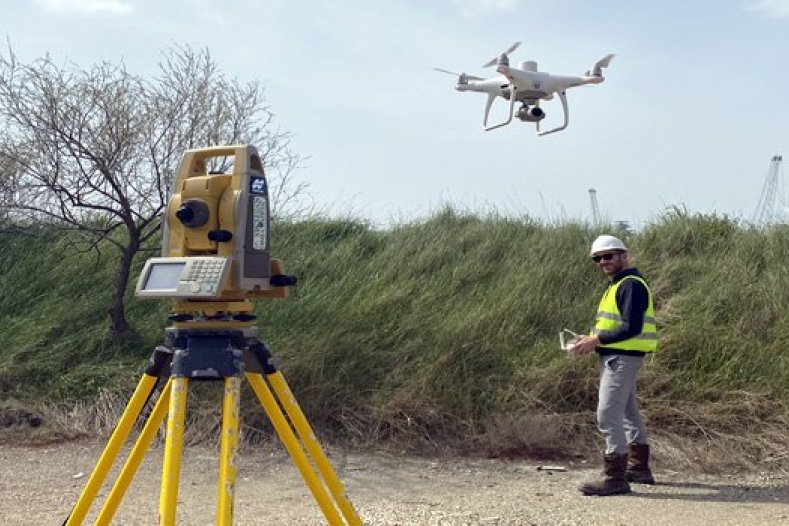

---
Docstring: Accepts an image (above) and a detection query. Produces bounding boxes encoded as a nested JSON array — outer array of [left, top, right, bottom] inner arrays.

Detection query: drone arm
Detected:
[[484, 87, 517, 131], [537, 91, 569, 136]]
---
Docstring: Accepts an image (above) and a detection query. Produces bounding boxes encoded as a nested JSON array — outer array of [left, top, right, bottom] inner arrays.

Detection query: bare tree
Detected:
[[0, 44, 306, 339]]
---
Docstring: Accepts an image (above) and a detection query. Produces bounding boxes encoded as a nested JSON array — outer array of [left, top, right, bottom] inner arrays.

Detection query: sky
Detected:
[[3, 0, 789, 228]]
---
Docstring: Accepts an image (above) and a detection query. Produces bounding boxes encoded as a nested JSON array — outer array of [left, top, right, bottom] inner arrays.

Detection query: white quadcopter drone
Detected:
[[435, 42, 614, 136]]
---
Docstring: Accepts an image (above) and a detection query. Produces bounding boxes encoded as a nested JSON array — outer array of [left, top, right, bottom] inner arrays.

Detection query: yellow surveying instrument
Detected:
[[63, 145, 362, 525]]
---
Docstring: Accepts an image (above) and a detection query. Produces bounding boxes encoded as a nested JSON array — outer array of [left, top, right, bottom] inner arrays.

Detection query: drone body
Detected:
[[435, 43, 614, 136]]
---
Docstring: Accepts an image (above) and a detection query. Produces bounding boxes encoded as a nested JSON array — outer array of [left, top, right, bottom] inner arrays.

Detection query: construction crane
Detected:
[[588, 188, 601, 227], [753, 155, 784, 225]]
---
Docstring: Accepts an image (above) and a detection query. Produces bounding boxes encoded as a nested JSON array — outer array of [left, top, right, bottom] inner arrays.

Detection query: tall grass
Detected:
[[1, 208, 788, 466]]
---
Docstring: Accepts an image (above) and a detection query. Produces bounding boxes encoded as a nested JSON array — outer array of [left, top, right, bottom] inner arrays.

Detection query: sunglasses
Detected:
[[591, 253, 619, 263]]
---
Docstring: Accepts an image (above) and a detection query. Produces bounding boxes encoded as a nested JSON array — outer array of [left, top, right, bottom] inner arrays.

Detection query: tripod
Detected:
[[63, 324, 362, 525]]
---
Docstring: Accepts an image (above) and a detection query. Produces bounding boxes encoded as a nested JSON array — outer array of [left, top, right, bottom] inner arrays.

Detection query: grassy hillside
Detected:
[[2, 209, 788, 462]]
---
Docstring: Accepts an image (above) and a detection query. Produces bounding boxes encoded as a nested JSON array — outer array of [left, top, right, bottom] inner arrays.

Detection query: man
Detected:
[[570, 234, 657, 496]]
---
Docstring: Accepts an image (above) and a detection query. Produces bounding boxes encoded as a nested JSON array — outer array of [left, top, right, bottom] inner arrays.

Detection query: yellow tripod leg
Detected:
[[65, 373, 159, 526], [217, 376, 242, 526], [267, 372, 362, 526], [94, 379, 173, 525], [245, 373, 345, 526], [160, 376, 189, 526]]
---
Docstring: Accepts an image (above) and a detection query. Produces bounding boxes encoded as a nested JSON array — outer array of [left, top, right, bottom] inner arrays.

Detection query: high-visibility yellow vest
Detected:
[[593, 275, 657, 352]]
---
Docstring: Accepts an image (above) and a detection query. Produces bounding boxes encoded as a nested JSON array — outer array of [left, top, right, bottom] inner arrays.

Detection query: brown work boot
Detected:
[[579, 453, 631, 496], [626, 443, 655, 484]]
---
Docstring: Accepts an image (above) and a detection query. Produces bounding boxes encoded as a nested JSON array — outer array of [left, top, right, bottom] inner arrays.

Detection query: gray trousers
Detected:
[[597, 354, 648, 455]]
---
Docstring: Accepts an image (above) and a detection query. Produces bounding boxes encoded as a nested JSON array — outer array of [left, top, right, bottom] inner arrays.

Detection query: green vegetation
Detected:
[[2, 208, 788, 455]]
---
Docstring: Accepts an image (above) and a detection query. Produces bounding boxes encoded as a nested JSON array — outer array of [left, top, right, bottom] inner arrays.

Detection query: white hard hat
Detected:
[[590, 234, 627, 256]]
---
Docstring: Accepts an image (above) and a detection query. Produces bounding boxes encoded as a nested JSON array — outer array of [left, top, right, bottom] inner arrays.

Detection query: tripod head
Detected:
[[135, 145, 295, 305]]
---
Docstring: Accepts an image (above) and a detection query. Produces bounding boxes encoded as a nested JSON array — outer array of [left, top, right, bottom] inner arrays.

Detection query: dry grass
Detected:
[[470, 392, 789, 474], [479, 411, 596, 461], [644, 393, 789, 474], [3, 388, 788, 476], [0, 398, 85, 445]]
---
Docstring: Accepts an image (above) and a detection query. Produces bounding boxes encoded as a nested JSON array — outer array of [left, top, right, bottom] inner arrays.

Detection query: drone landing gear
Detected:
[[485, 97, 543, 131], [484, 89, 571, 136], [537, 90, 569, 137], [484, 86, 518, 131]]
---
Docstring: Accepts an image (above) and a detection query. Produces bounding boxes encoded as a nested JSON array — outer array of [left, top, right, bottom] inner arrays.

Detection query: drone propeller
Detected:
[[585, 53, 615, 77], [433, 67, 461, 76], [482, 41, 521, 68], [433, 67, 484, 84]]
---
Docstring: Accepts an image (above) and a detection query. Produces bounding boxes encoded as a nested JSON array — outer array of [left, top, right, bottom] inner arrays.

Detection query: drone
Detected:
[[435, 42, 614, 136]]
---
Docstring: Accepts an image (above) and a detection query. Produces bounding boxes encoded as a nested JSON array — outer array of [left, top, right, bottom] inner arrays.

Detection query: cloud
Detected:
[[743, 0, 789, 18], [34, 0, 135, 16], [453, 0, 522, 18], [187, 0, 229, 25]]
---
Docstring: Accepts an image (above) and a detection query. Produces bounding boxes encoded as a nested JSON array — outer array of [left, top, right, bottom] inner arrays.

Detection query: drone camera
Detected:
[[516, 106, 545, 122], [136, 145, 293, 300]]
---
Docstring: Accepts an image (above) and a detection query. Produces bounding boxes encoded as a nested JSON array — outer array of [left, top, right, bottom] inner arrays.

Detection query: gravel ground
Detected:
[[1, 440, 787, 525]]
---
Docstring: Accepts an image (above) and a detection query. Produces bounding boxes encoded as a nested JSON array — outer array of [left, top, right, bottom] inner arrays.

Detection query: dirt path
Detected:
[[1, 440, 787, 525]]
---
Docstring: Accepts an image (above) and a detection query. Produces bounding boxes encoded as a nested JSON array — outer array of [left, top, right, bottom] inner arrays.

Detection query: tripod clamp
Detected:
[[145, 328, 280, 380]]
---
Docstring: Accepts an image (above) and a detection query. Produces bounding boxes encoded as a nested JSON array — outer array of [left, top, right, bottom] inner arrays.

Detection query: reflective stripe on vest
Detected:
[[592, 275, 657, 352]]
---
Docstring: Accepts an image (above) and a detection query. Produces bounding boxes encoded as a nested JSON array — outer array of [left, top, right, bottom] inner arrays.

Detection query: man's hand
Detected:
[[570, 335, 599, 356]]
